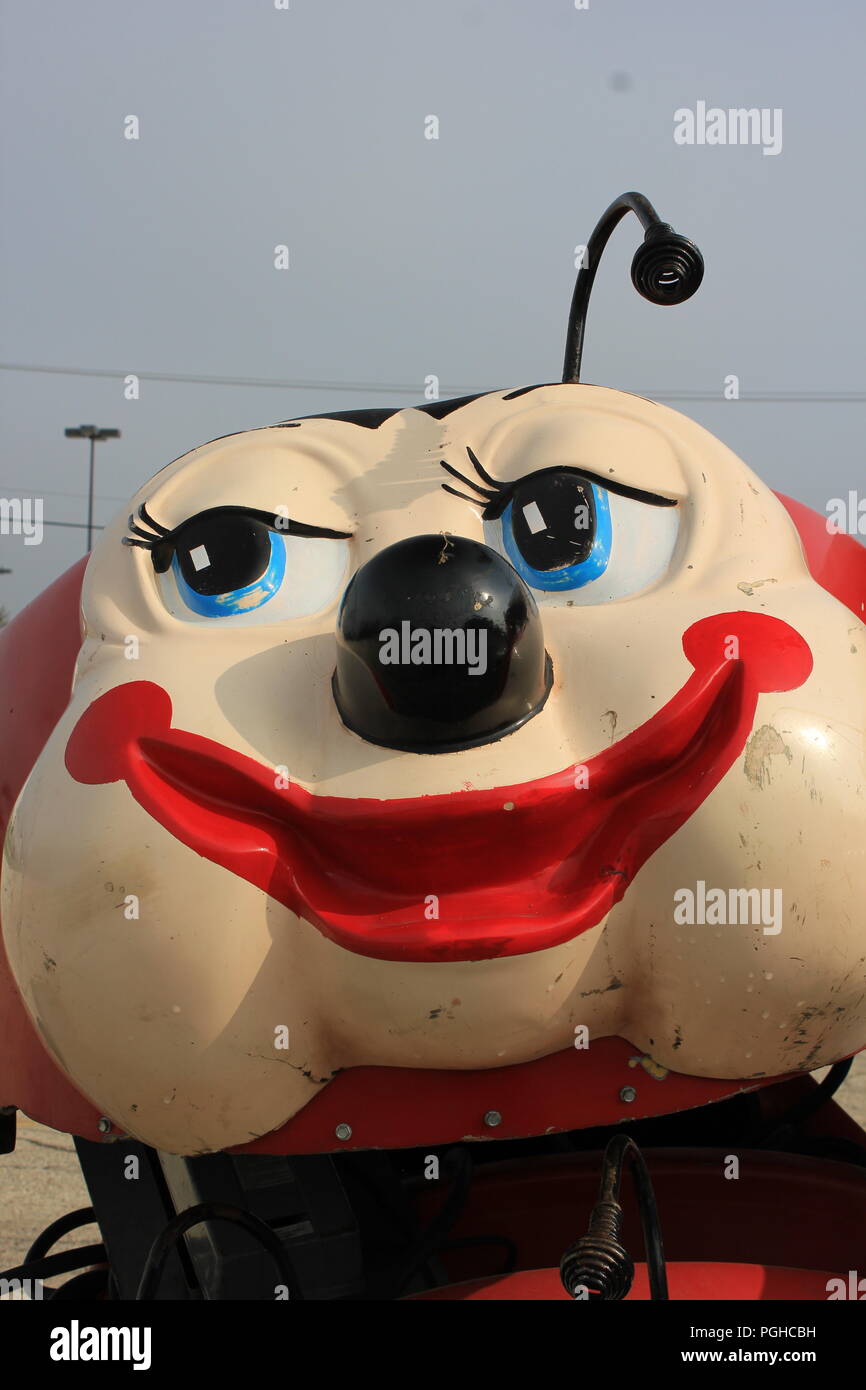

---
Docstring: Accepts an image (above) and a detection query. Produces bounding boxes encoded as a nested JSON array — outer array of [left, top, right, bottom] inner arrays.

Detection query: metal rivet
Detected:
[[97, 1116, 112, 1134], [335, 1122, 352, 1141], [483, 1110, 502, 1128], [619, 1086, 637, 1103]]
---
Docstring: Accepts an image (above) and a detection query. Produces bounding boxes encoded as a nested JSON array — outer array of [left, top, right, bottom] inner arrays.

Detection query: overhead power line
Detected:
[[0, 362, 863, 403], [0, 484, 127, 502], [0, 361, 429, 394]]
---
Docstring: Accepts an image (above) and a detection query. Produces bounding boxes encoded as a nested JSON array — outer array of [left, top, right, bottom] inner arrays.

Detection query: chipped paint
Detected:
[[628, 1054, 670, 1080], [579, 977, 623, 998], [737, 578, 778, 597], [744, 724, 792, 790]]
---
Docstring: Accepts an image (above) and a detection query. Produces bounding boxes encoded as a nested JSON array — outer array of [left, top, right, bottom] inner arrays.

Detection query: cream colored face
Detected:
[[2, 384, 865, 1155]]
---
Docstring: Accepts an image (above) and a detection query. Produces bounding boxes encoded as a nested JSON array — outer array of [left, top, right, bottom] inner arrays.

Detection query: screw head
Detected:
[[97, 1116, 112, 1134], [619, 1086, 637, 1104], [335, 1122, 352, 1141], [483, 1109, 502, 1128]]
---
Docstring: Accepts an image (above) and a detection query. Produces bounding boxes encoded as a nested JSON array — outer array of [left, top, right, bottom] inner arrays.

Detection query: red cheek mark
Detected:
[[66, 681, 173, 785], [64, 612, 811, 962], [682, 611, 813, 690]]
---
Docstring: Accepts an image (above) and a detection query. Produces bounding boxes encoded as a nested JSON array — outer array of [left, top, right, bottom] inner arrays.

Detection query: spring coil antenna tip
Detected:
[[560, 1199, 635, 1301], [631, 223, 704, 306], [562, 192, 705, 382]]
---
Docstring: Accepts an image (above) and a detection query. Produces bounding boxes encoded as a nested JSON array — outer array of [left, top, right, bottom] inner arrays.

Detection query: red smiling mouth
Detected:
[[64, 612, 811, 962]]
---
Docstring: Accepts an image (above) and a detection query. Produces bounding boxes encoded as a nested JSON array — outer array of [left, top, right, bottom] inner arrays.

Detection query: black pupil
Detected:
[[510, 472, 597, 571], [173, 515, 273, 596]]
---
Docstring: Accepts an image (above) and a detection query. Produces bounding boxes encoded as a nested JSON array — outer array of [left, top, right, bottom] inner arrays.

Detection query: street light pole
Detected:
[[86, 434, 95, 554], [64, 425, 121, 553]]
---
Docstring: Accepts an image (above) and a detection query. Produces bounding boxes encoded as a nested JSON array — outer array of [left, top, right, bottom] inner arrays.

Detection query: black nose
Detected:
[[333, 534, 552, 753]]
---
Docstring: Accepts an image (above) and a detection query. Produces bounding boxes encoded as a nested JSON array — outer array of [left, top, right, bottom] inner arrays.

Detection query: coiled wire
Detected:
[[560, 1134, 668, 1301]]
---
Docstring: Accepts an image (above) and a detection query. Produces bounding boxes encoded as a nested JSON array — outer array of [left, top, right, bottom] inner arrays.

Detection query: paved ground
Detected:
[[0, 1113, 98, 1296], [2, 1055, 865, 1295]]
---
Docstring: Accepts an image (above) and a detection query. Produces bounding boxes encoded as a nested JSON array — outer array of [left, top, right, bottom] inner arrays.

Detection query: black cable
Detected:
[[339, 1156, 440, 1292], [0, 1243, 106, 1284], [562, 191, 703, 384], [389, 1147, 474, 1299], [24, 1207, 97, 1264], [756, 1059, 853, 1149], [134, 1201, 303, 1301], [560, 1134, 668, 1301]]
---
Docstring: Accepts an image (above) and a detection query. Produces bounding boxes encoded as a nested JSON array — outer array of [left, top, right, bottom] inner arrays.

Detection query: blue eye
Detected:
[[500, 478, 612, 592], [172, 525, 286, 617]]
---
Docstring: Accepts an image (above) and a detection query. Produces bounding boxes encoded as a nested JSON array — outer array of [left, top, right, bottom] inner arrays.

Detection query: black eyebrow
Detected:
[[123, 503, 351, 572], [440, 451, 678, 518]]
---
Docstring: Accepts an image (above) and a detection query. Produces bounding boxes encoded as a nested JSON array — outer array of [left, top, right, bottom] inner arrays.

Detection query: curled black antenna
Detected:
[[562, 191, 704, 384], [560, 1133, 668, 1302]]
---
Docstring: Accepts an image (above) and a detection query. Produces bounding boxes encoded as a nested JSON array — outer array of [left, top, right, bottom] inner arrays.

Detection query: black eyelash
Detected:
[[123, 503, 352, 571], [439, 448, 678, 519], [122, 503, 171, 554]]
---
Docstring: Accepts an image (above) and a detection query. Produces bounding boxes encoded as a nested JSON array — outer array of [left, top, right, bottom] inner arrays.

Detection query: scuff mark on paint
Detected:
[[628, 1054, 669, 1080], [744, 724, 792, 790], [579, 977, 622, 997], [737, 578, 778, 597]]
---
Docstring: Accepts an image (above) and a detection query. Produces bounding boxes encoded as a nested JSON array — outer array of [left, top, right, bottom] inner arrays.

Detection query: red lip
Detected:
[[65, 612, 811, 962]]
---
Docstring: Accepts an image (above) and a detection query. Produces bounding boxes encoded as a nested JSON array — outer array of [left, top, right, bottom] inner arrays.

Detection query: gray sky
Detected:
[[1, 0, 864, 618]]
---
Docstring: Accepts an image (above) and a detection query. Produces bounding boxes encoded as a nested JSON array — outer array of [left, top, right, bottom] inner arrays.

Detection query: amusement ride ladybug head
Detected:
[[2, 193, 864, 1155]]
